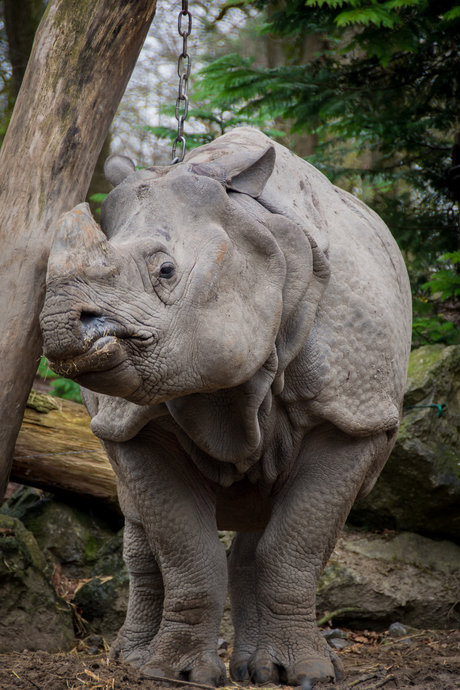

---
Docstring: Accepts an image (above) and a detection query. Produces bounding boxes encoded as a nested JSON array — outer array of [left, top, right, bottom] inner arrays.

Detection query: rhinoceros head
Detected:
[[40, 144, 326, 461]]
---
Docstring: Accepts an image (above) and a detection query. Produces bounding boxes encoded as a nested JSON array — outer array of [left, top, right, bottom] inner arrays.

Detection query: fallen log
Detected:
[[10, 390, 118, 510]]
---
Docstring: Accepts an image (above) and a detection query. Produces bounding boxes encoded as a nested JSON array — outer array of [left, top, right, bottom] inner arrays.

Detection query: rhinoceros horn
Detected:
[[47, 203, 118, 282]]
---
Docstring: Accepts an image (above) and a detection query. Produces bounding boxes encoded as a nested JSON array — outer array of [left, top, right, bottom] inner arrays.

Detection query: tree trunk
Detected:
[[10, 391, 118, 510], [0, 0, 157, 503]]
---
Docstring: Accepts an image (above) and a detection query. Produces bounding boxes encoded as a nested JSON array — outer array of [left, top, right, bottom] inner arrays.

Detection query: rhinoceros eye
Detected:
[[159, 262, 176, 279]]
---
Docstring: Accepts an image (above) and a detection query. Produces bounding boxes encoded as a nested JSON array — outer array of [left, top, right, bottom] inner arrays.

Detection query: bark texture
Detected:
[[0, 0, 157, 502], [10, 391, 118, 509]]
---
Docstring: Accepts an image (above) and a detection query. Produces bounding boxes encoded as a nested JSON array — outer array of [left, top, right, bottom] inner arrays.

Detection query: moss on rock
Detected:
[[0, 514, 74, 652], [21, 497, 116, 578]]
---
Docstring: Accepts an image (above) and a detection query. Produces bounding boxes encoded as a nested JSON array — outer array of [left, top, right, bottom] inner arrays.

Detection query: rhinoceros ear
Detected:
[[191, 145, 276, 198], [104, 154, 136, 187]]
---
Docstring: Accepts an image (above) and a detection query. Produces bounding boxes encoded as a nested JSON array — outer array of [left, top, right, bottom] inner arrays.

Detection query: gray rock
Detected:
[[345, 531, 460, 575], [20, 496, 117, 578], [0, 485, 53, 522], [322, 628, 348, 640], [83, 633, 105, 655], [327, 638, 350, 650], [1, 489, 126, 646], [349, 344, 460, 540], [317, 528, 460, 630], [0, 514, 74, 652], [388, 622, 412, 637], [322, 628, 350, 649]]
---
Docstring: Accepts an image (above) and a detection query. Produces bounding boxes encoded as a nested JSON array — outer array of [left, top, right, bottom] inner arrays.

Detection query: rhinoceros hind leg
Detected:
[[108, 517, 164, 666], [228, 531, 262, 682]]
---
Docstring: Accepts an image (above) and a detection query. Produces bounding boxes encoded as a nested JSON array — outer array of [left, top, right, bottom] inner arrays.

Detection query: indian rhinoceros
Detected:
[[40, 128, 412, 686]]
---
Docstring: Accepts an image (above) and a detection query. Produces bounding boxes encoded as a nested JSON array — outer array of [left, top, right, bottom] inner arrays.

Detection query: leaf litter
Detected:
[[1, 628, 460, 690]]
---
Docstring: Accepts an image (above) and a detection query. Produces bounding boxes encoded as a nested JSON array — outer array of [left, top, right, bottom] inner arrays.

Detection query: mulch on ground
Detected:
[[1, 628, 460, 690]]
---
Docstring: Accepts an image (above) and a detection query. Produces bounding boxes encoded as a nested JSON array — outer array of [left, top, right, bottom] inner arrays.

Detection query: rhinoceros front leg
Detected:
[[106, 432, 228, 687], [109, 517, 164, 667], [250, 423, 392, 685]]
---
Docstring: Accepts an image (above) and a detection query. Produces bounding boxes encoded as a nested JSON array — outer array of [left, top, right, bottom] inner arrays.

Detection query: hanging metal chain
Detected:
[[172, 1, 192, 164]]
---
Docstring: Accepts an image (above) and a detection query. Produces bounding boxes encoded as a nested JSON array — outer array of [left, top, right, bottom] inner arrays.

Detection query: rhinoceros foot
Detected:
[[140, 653, 226, 687], [229, 652, 252, 682], [247, 644, 343, 685], [108, 627, 150, 668]]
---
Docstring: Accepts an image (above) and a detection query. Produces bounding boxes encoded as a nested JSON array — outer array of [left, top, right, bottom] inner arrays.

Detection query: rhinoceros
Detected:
[[40, 128, 411, 685]]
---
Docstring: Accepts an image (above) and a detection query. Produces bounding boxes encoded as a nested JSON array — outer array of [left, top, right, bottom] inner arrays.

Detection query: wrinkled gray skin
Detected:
[[40, 129, 411, 686]]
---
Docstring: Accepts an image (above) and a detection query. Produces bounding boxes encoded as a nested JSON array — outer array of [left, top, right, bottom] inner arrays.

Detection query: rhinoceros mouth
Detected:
[[47, 336, 126, 378]]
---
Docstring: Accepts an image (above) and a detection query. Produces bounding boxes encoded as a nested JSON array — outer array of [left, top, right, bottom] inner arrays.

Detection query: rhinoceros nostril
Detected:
[[79, 311, 112, 346], [80, 311, 102, 327]]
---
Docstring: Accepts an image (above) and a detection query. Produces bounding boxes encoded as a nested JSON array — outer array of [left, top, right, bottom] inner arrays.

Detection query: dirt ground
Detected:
[[1, 628, 460, 690]]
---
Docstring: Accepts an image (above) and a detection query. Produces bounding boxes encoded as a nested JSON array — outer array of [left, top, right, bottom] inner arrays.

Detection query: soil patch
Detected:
[[1, 629, 459, 690], [334, 627, 460, 689]]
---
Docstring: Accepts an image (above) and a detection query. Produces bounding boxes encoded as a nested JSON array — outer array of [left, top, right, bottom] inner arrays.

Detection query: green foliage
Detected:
[[89, 193, 109, 204], [410, 252, 460, 346], [444, 7, 460, 20], [306, 0, 426, 31], [89, 192, 108, 216], [37, 357, 82, 403], [423, 252, 460, 300], [412, 305, 459, 348], [47, 377, 82, 403]]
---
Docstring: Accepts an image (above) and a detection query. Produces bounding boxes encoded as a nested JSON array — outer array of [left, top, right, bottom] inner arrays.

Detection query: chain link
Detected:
[[172, 1, 192, 164]]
